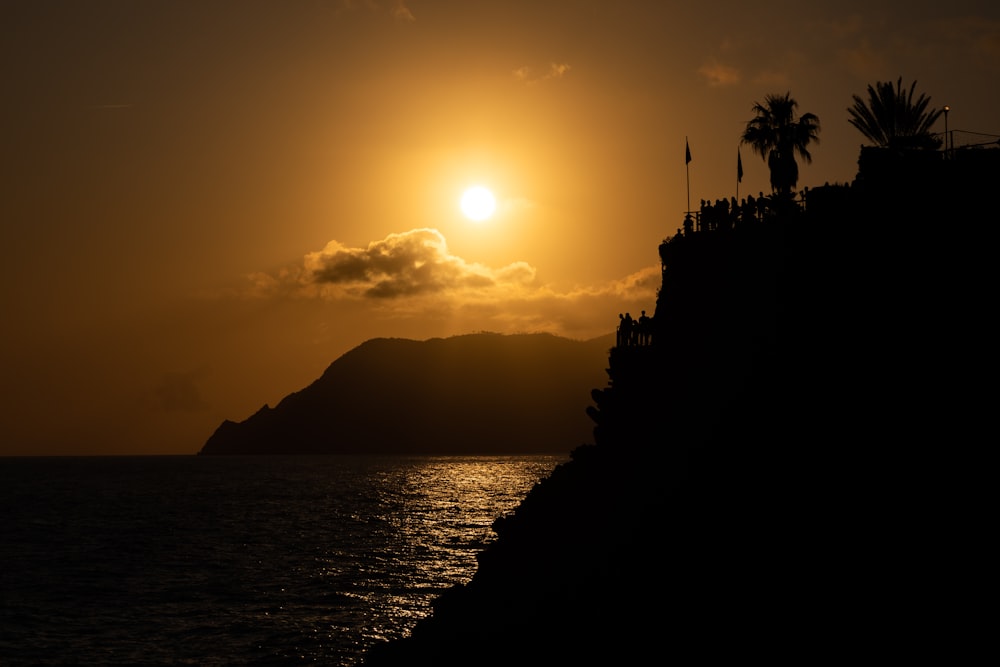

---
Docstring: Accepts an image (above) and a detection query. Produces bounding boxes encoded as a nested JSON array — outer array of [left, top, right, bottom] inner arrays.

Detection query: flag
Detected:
[[685, 139, 691, 165], [737, 148, 743, 182]]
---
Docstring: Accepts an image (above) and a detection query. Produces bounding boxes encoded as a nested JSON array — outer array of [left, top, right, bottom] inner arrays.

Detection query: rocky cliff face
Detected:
[[199, 332, 613, 456], [359, 173, 966, 663]]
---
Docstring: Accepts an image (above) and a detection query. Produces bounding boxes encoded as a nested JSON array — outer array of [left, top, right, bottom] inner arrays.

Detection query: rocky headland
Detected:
[[199, 332, 613, 456], [360, 148, 995, 664]]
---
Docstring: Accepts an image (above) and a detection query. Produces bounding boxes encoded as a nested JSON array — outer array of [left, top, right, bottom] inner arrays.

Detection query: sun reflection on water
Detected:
[[324, 455, 567, 649]]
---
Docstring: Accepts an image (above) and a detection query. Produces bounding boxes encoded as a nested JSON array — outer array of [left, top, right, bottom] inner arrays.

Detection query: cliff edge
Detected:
[[362, 150, 994, 663]]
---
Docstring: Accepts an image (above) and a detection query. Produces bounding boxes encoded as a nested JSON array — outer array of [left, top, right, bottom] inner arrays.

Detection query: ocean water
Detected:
[[0, 454, 566, 666]]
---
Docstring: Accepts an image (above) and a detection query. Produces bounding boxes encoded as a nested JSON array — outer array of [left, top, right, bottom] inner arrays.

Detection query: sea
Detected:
[[0, 454, 567, 666]]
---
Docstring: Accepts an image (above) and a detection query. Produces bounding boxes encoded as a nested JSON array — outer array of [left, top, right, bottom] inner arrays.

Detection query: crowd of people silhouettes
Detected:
[[677, 187, 829, 237], [621, 186, 839, 349], [616, 310, 652, 348]]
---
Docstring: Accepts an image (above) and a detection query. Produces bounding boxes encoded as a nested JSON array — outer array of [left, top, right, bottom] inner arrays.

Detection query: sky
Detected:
[[3, 0, 998, 456]]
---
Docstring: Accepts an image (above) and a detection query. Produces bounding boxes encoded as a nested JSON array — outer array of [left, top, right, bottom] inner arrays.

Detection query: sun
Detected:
[[460, 185, 497, 222]]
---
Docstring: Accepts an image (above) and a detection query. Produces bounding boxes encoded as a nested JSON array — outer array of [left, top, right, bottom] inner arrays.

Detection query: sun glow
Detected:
[[460, 186, 497, 221]]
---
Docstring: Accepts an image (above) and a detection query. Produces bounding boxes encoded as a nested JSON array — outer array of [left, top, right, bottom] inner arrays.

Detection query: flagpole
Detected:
[[736, 147, 743, 202], [685, 137, 691, 214]]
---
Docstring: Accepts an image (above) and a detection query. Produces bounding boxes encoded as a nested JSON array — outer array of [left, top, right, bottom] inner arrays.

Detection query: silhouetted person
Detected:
[[622, 312, 634, 347], [616, 313, 625, 347], [742, 194, 756, 224], [638, 310, 651, 346]]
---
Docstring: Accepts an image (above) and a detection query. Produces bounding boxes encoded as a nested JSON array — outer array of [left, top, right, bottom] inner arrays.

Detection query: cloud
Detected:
[[242, 229, 660, 340], [251, 228, 535, 300], [548, 62, 571, 78], [307, 228, 534, 298], [436, 265, 662, 339], [513, 62, 572, 84], [698, 60, 740, 87], [390, 0, 415, 22]]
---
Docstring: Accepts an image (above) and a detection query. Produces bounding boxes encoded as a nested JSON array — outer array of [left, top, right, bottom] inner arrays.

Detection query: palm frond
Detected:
[[847, 77, 943, 149]]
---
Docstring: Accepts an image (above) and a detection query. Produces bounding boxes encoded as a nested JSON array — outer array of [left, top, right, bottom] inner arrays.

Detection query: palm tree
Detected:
[[741, 92, 821, 196], [847, 77, 943, 150]]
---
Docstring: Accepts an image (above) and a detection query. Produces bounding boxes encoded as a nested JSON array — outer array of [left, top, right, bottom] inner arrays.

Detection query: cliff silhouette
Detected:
[[199, 332, 613, 456], [361, 147, 996, 664]]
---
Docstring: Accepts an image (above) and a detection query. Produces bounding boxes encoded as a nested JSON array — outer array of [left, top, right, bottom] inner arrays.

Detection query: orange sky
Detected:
[[3, 1, 998, 455]]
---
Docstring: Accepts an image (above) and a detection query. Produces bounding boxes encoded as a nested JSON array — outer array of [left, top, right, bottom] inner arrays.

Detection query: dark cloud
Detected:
[[241, 229, 659, 341], [305, 228, 529, 299]]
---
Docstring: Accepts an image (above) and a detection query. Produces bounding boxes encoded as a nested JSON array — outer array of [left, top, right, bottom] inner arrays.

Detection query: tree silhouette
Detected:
[[741, 92, 821, 196], [847, 77, 943, 151]]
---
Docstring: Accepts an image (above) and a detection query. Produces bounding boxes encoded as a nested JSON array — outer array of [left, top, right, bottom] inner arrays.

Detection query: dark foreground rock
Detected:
[[361, 227, 864, 663], [362, 155, 995, 663]]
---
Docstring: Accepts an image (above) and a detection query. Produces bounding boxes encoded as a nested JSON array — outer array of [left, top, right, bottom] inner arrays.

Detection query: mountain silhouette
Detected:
[[199, 332, 613, 456]]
